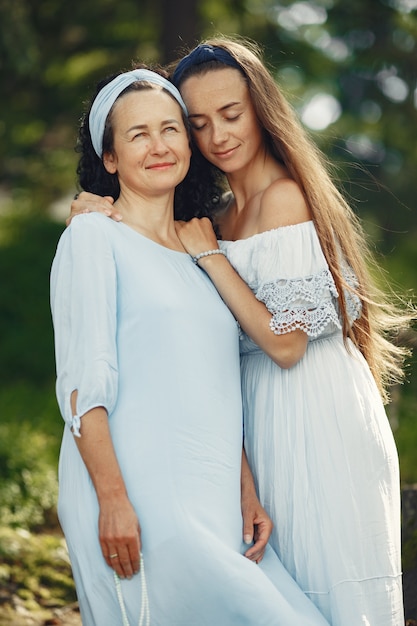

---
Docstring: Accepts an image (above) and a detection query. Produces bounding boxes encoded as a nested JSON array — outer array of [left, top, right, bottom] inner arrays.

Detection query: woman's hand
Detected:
[[67, 192, 121, 226], [240, 449, 272, 563], [99, 495, 142, 579], [175, 217, 218, 258], [241, 492, 273, 563]]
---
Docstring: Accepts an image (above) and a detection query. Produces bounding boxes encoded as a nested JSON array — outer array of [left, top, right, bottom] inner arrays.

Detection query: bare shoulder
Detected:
[[259, 178, 311, 231]]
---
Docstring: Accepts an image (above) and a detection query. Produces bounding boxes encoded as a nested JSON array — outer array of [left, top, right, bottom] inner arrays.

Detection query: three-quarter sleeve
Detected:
[[50, 214, 119, 435]]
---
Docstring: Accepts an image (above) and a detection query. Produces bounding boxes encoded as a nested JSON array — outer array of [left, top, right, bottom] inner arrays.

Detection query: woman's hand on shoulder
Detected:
[[259, 178, 311, 231], [67, 192, 121, 227]]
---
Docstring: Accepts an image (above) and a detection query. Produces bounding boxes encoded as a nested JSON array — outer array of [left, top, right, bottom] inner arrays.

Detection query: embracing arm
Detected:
[[71, 394, 141, 579], [175, 217, 308, 369], [176, 178, 312, 367], [203, 252, 307, 368]]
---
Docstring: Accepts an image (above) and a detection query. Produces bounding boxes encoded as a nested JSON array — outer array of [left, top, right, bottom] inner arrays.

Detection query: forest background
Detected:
[[0, 0, 416, 623]]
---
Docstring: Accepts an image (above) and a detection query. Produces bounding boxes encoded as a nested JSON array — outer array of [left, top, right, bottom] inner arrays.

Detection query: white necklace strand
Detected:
[[114, 552, 150, 626]]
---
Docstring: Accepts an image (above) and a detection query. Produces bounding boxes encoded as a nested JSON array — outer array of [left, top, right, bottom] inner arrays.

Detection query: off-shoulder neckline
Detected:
[[220, 220, 314, 244]]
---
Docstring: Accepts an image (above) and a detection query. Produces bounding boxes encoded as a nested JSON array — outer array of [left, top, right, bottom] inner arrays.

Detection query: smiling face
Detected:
[[179, 67, 265, 175], [103, 88, 191, 198]]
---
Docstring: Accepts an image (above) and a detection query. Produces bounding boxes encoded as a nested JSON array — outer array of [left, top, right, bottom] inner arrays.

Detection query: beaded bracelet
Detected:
[[192, 249, 227, 264]]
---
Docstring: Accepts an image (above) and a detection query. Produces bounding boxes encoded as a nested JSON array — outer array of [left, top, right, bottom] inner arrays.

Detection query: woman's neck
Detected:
[[226, 152, 286, 211], [218, 155, 288, 240], [114, 190, 185, 251]]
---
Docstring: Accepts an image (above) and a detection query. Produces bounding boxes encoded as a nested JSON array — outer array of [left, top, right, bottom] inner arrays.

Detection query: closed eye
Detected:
[[190, 122, 206, 132], [191, 113, 241, 132]]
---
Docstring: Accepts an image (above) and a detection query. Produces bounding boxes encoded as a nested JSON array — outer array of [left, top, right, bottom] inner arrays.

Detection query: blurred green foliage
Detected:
[[0, 215, 63, 530], [0, 216, 61, 383], [0, 383, 61, 529]]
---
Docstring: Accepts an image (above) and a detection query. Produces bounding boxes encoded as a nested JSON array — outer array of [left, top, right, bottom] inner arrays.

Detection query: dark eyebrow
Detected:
[[188, 102, 241, 119]]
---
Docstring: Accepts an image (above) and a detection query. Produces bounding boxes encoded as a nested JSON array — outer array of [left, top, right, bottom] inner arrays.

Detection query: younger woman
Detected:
[[171, 39, 411, 626]]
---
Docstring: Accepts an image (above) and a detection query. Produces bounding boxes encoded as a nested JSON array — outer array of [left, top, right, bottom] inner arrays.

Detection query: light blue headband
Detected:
[[89, 69, 188, 157]]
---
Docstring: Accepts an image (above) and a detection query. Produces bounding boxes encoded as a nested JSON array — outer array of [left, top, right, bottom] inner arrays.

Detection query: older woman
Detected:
[[50, 68, 329, 626]]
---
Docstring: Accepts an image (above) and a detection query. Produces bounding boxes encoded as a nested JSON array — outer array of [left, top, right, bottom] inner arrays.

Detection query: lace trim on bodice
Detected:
[[256, 267, 361, 338]]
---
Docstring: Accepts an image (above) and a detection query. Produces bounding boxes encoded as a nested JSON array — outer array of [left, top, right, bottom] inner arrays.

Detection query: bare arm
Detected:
[[241, 449, 272, 563], [175, 218, 308, 369], [71, 394, 141, 579]]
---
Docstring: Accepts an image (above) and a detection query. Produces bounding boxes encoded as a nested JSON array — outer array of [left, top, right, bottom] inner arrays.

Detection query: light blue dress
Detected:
[[220, 221, 404, 626], [50, 213, 329, 626]]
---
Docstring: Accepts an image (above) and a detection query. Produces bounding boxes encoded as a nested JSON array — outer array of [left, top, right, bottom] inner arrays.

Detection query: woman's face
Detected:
[[103, 89, 191, 197], [179, 68, 264, 175]]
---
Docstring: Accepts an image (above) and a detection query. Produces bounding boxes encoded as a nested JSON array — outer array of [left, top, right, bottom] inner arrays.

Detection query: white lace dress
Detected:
[[220, 221, 404, 626]]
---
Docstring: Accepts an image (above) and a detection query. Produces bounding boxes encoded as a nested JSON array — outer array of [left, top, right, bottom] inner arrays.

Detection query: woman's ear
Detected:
[[103, 151, 117, 174]]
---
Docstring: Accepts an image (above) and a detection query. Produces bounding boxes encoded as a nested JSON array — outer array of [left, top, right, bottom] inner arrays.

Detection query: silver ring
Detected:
[[109, 553, 118, 559]]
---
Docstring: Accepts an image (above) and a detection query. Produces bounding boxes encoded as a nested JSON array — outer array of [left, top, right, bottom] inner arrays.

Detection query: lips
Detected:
[[212, 146, 238, 159], [146, 162, 175, 170]]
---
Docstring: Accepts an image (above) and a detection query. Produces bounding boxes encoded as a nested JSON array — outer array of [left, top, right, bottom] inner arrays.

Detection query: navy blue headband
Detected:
[[172, 44, 241, 87]]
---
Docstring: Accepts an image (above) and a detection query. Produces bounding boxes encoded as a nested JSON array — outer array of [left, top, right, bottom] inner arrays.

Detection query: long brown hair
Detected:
[[173, 36, 414, 401]]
